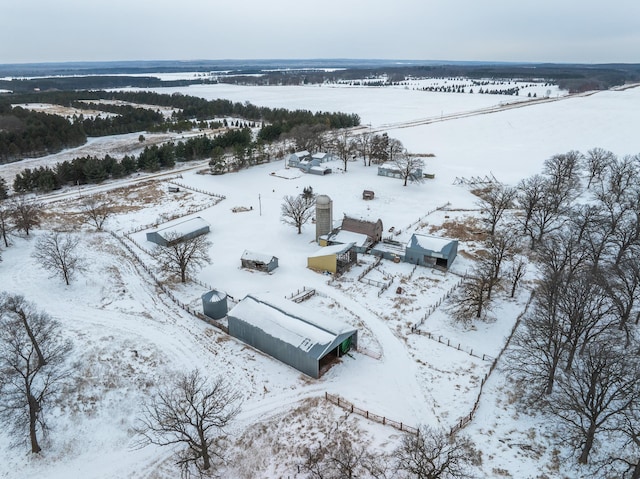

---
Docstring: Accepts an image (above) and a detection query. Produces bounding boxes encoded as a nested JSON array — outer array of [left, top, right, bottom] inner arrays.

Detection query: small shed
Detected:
[[227, 293, 358, 378], [307, 242, 356, 274], [146, 216, 210, 247], [405, 233, 458, 269], [201, 290, 228, 320], [241, 250, 279, 273], [362, 190, 375, 200]]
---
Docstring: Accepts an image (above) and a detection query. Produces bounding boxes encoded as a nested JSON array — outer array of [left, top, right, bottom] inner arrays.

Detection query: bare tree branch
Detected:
[[137, 369, 241, 474], [33, 232, 83, 286]]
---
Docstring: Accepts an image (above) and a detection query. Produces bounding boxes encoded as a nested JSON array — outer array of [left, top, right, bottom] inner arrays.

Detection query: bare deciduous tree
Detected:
[[11, 196, 42, 236], [81, 195, 113, 231], [137, 369, 241, 475], [155, 232, 212, 283], [549, 339, 638, 464], [507, 254, 528, 298], [33, 232, 83, 285], [0, 203, 13, 248], [0, 293, 72, 453], [476, 183, 516, 236], [393, 153, 424, 187], [301, 430, 389, 479], [544, 150, 583, 199], [448, 259, 495, 322], [281, 194, 316, 234], [387, 137, 405, 165], [394, 426, 476, 479], [584, 147, 615, 189], [354, 131, 373, 166], [329, 130, 355, 172], [516, 174, 547, 236]]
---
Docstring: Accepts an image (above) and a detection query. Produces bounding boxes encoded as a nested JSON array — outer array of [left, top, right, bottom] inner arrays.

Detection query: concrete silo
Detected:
[[201, 290, 228, 320], [315, 194, 333, 242]]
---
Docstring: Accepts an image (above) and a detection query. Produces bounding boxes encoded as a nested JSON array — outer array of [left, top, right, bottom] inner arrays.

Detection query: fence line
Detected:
[[167, 180, 226, 200], [324, 392, 418, 436], [357, 256, 382, 281], [411, 330, 494, 362], [107, 230, 230, 334], [123, 198, 221, 236], [391, 201, 451, 237], [448, 290, 535, 436], [411, 275, 466, 330]]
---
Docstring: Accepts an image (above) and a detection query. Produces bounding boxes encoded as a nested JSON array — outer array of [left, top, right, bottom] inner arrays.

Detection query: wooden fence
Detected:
[[324, 392, 419, 436], [167, 181, 226, 200], [108, 230, 230, 334], [411, 275, 466, 330], [286, 287, 316, 303], [411, 330, 494, 362], [357, 256, 382, 281], [390, 201, 451, 237], [448, 290, 535, 436]]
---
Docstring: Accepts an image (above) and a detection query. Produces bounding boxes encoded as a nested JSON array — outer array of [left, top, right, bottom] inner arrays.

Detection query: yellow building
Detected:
[[307, 243, 356, 274]]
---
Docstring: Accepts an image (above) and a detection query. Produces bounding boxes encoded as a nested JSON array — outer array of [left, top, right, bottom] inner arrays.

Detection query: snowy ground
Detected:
[[1, 81, 640, 478]]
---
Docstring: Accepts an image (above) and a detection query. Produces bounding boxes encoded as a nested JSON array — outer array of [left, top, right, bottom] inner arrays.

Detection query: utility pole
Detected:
[[258, 194, 262, 216]]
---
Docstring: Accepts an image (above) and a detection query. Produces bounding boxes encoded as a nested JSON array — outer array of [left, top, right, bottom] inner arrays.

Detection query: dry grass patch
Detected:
[[432, 216, 487, 242]]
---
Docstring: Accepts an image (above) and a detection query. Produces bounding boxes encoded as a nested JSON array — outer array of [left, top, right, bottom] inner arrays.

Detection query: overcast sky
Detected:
[[1, 0, 639, 64]]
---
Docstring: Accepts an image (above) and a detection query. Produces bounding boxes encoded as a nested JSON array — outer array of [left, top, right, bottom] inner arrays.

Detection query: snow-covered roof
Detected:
[[311, 152, 331, 159], [292, 150, 310, 158], [154, 216, 210, 239], [228, 293, 356, 359], [308, 242, 355, 258], [241, 250, 277, 264], [327, 230, 370, 247], [407, 233, 457, 254]]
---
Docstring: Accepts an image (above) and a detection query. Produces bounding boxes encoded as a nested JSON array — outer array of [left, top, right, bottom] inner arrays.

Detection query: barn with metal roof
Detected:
[[146, 216, 210, 247], [227, 293, 358, 378], [405, 233, 458, 269]]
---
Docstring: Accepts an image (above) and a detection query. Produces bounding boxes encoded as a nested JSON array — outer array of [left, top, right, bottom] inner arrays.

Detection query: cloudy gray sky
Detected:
[[1, 0, 639, 64]]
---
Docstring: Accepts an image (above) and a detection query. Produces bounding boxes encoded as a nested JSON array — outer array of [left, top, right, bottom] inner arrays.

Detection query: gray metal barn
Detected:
[[146, 216, 210, 246], [404, 233, 458, 269], [227, 293, 358, 378]]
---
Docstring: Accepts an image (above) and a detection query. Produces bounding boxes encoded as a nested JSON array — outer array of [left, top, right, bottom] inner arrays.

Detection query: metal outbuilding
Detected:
[[146, 216, 210, 247], [201, 290, 228, 320], [405, 233, 458, 269], [227, 293, 358, 378]]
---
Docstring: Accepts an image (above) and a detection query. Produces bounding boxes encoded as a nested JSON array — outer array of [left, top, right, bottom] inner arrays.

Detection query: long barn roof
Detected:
[[228, 293, 356, 360]]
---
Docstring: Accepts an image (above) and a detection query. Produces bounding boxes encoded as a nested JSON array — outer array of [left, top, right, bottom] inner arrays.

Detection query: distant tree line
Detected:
[[0, 90, 360, 163], [0, 104, 85, 163], [10, 127, 253, 193]]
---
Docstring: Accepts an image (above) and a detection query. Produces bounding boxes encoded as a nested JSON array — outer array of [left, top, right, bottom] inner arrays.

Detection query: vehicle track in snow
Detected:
[[359, 90, 600, 134]]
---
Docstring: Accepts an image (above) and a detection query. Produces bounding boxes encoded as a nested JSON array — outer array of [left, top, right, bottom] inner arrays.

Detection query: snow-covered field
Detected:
[[1, 81, 640, 478]]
